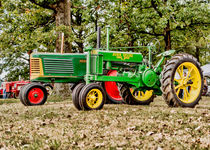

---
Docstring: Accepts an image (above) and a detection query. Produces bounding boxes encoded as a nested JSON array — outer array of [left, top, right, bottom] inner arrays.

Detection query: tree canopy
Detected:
[[0, 0, 209, 81]]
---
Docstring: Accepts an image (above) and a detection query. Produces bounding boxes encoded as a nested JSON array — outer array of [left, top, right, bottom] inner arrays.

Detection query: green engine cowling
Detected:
[[30, 53, 87, 83]]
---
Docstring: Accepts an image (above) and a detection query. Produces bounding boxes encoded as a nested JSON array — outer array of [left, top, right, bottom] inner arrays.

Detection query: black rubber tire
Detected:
[[119, 85, 131, 104], [120, 85, 154, 105], [22, 83, 48, 106], [72, 83, 85, 110], [19, 83, 38, 106], [79, 83, 106, 111], [161, 53, 203, 108], [19, 84, 30, 106]]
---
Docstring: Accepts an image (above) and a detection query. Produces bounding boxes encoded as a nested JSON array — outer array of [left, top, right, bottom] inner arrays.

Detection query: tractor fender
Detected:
[[157, 50, 176, 57]]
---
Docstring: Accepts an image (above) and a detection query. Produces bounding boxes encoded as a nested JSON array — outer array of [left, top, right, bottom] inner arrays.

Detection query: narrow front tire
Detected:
[[79, 83, 106, 111]]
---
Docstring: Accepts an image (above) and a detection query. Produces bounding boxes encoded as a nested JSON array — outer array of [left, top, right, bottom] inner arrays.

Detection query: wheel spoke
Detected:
[[141, 91, 145, 97], [182, 89, 186, 101], [177, 65, 183, 78], [174, 78, 181, 83], [186, 67, 193, 79], [183, 88, 190, 101], [138, 91, 141, 97], [176, 88, 181, 96], [184, 88, 189, 97], [175, 84, 182, 90]]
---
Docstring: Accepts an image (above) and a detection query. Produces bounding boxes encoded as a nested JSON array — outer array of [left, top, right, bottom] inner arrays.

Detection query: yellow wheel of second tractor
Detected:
[[120, 86, 155, 105], [130, 89, 154, 104], [79, 83, 106, 110]]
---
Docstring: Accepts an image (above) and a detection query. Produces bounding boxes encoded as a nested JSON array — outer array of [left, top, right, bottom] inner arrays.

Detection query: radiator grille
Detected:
[[44, 59, 74, 74], [30, 58, 41, 74]]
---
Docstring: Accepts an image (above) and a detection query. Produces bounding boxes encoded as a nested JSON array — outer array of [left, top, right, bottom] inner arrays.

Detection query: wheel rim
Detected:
[[130, 89, 153, 101], [86, 89, 103, 109], [104, 70, 122, 101], [173, 62, 201, 104], [28, 88, 44, 104]]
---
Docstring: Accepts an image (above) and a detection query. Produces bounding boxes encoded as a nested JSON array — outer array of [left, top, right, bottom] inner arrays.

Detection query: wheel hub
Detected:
[[86, 89, 103, 109], [90, 94, 96, 101], [28, 88, 44, 104], [34, 93, 38, 98]]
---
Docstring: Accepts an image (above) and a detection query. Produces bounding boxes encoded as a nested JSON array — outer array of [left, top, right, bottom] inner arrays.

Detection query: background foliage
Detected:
[[0, 0, 209, 81]]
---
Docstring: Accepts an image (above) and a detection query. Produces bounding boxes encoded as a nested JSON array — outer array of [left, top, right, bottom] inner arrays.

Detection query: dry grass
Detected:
[[0, 96, 209, 150]]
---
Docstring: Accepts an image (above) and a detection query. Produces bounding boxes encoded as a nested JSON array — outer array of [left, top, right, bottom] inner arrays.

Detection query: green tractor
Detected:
[[20, 27, 204, 110]]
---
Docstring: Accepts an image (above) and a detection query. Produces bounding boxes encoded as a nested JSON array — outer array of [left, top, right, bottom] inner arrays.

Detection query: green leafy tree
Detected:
[[0, 0, 56, 80]]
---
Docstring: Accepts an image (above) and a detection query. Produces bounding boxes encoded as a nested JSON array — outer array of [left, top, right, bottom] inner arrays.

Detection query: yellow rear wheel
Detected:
[[174, 62, 201, 104], [161, 53, 203, 107]]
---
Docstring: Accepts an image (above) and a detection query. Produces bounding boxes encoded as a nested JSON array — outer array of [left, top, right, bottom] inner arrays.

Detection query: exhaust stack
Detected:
[[97, 27, 101, 49]]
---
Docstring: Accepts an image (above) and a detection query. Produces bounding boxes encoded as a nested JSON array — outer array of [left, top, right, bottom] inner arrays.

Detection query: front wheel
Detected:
[[72, 83, 85, 110], [79, 83, 106, 111], [161, 53, 203, 108], [22, 83, 48, 106]]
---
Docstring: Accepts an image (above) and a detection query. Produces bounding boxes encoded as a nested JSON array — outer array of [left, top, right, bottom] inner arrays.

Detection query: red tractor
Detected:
[[0, 80, 53, 99], [5, 81, 30, 98]]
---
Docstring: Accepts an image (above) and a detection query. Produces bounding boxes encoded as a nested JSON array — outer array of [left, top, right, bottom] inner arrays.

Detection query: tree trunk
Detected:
[[77, 41, 84, 53], [64, 0, 72, 53], [54, 0, 72, 97], [195, 47, 200, 62], [164, 20, 171, 50], [55, 0, 72, 53]]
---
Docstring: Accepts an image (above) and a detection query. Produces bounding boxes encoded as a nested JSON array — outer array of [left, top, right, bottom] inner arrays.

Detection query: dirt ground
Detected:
[[0, 96, 209, 150]]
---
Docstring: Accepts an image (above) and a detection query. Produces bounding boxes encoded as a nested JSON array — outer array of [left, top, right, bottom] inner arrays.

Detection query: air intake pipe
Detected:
[[97, 27, 101, 49]]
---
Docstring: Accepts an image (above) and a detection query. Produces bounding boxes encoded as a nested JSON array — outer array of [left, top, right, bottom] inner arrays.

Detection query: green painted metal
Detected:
[[85, 50, 91, 84], [98, 51, 143, 63], [157, 50, 176, 57], [30, 28, 177, 97], [31, 53, 87, 83], [106, 26, 110, 51], [142, 69, 157, 87], [32, 76, 84, 83]]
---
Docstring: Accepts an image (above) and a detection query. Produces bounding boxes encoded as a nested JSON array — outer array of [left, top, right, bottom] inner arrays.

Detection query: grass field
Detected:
[[0, 96, 209, 150]]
